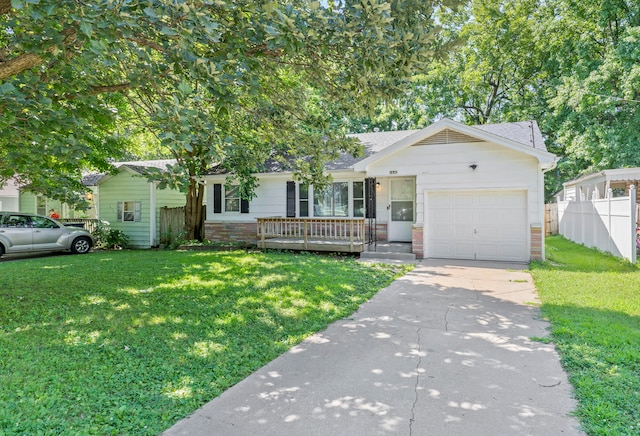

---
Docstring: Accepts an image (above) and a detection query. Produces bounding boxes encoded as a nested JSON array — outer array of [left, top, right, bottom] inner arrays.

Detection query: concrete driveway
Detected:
[[163, 259, 583, 435]]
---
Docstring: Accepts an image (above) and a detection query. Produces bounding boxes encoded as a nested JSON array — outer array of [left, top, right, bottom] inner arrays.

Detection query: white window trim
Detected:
[[117, 200, 142, 222], [224, 185, 241, 214], [301, 180, 365, 218]]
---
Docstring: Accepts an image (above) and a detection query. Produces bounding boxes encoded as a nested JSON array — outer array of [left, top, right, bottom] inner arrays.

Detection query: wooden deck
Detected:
[[256, 217, 366, 253]]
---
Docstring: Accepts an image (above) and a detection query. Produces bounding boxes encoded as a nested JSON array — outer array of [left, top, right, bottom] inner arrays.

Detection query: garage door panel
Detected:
[[427, 190, 528, 261], [453, 193, 474, 208]]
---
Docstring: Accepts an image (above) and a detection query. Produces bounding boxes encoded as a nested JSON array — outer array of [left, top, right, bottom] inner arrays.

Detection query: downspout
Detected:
[[150, 181, 158, 247], [540, 157, 560, 260]]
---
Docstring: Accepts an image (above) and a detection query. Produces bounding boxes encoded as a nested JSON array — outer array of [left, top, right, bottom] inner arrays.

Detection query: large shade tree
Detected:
[[1, 0, 457, 238]]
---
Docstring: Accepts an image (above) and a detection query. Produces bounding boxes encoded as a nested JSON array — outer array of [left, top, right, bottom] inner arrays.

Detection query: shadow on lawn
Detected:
[[0, 250, 402, 434]]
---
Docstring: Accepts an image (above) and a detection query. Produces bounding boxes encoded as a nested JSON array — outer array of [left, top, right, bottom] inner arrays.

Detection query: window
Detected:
[[313, 182, 349, 217], [353, 181, 364, 217], [31, 216, 59, 229], [299, 184, 309, 217], [225, 185, 240, 212], [117, 201, 141, 222]]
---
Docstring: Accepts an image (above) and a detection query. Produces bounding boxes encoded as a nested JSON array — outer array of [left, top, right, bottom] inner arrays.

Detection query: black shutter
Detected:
[[286, 181, 296, 217], [213, 183, 222, 213], [365, 177, 376, 219], [241, 198, 249, 214]]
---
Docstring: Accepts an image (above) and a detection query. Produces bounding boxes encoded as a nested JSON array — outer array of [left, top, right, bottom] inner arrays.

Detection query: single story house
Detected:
[[20, 159, 186, 248], [560, 168, 640, 202], [202, 118, 557, 261], [93, 160, 186, 248]]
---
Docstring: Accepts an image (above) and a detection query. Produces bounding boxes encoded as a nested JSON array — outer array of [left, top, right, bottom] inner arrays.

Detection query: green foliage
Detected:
[[0, 250, 410, 434], [342, 0, 640, 200], [530, 236, 640, 435], [1, 0, 456, 221], [92, 222, 130, 249]]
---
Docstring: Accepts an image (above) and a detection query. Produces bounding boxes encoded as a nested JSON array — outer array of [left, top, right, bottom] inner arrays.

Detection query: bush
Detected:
[[92, 222, 129, 249]]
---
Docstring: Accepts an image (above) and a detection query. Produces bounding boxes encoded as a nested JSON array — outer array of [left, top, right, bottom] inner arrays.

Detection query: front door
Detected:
[[388, 178, 414, 242]]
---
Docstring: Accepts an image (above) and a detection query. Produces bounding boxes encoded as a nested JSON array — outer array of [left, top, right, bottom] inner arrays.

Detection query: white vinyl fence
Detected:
[[558, 185, 637, 262]]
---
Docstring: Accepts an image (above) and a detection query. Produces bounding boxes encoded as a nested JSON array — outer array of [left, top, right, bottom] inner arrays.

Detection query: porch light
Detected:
[[376, 182, 381, 191], [86, 192, 94, 201]]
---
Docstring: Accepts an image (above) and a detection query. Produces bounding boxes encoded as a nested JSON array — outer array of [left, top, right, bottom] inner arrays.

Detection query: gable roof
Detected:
[[205, 119, 557, 177], [90, 159, 177, 185], [352, 118, 556, 172]]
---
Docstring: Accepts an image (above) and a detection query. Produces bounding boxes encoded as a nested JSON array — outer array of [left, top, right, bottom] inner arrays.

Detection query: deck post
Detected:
[[260, 219, 265, 249], [303, 219, 308, 249], [350, 220, 354, 252]]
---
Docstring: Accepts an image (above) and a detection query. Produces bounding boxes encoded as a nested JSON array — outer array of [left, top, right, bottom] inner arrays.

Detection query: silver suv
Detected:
[[0, 212, 94, 257]]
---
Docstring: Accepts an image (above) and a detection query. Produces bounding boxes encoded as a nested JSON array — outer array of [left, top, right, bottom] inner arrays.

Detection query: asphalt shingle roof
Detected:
[[109, 121, 547, 177], [475, 120, 547, 151]]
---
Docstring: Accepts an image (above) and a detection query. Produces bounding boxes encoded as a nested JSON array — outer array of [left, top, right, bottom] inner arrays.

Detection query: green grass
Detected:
[[0, 250, 410, 435], [530, 236, 640, 435]]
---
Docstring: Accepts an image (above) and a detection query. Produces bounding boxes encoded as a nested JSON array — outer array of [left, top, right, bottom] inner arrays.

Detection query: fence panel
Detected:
[[545, 203, 558, 236], [558, 186, 637, 262], [160, 207, 185, 245]]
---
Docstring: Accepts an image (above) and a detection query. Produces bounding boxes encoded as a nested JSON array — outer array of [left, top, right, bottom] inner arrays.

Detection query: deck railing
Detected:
[[256, 217, 365, 252]]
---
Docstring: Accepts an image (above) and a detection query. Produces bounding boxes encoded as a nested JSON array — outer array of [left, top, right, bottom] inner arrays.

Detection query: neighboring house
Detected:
[[0, 178, 19, 211], [19, 159, 186, 249], [202, 118, 557, 261], [94, 160, 186, 249], [560, 168, 640, 202], [19, 174, 99, 219]]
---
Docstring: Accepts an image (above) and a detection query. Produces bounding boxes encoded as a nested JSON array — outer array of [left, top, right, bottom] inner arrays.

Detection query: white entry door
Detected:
[[426, 190, 528, 261], [388, 179, 415, 242]]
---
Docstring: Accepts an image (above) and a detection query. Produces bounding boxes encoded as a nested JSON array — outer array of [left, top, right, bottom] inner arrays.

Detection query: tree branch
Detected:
[[0, 53, 44, 81], [0, 0, 11, 16], [0, 27, 78, 81]]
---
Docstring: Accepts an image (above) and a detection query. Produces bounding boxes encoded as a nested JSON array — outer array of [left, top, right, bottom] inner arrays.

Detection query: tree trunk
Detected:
[[184, 179, 205, 241]]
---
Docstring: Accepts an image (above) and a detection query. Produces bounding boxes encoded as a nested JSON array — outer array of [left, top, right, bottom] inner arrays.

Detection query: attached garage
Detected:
[[426, 190, 528, 261]]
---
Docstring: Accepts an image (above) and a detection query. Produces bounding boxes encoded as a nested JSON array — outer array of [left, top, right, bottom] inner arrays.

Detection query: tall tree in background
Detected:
[[344, 0, 640, 198], [546, 0, 640, 171], [1, 0, 457, 239]]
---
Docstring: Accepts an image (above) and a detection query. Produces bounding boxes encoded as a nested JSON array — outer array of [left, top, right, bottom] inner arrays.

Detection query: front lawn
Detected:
[[0, 250, 409, 434], [530, 236, 640, 435]]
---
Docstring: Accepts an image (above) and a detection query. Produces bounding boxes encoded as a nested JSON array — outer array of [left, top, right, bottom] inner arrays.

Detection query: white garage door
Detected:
[[426, 191, 528, 261]]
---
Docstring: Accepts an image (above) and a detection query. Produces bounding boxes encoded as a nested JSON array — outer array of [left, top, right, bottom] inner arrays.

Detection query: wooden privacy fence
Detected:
[[160, 206, 186, 245], [256, 217, 366, 253], [545, 203, 558, 236]]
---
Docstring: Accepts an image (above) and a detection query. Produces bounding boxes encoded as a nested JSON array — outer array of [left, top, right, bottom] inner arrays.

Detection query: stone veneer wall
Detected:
[[205, 221, 257, 244], [366, 222, 387, 242], [530, 225, 543, 260], [412, 224, 424, 258]]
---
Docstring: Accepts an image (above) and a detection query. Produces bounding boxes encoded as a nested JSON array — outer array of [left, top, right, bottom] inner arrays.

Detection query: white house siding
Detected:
[[364, 141, 542, 260], [0, 180, 19, 211], [206, 175, 290, 220], [205, 173, 369, 221]]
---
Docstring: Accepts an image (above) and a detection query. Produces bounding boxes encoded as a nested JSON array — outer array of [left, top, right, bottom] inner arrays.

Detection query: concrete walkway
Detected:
[[163, 259, 583, 435]]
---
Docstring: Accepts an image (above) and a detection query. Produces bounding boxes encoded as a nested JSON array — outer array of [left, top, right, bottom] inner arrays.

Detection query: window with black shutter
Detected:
[[213, 184, 222, 213], [286, 181, 296, 217]]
